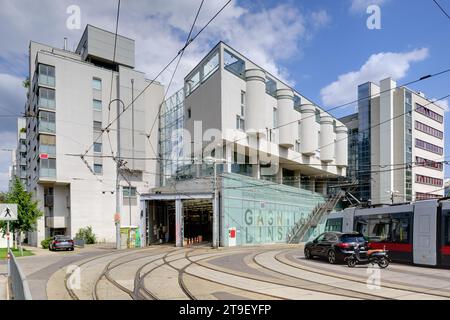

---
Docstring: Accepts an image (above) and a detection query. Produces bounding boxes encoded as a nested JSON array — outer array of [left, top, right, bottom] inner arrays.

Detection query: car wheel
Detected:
[[328, 250, 336, 264], [304, 248, 312, 259]]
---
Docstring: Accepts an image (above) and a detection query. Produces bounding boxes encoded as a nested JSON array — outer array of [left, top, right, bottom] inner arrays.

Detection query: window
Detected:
[[123, 186, 137, 197], [94, 164, 103, 174], [40, 158, 56, 177], [294, 95, 302, 112], [38, 64, 55, 86], [92, 78, 102, 90], [186, 71, 200, 95], [416, 192, 441, 200], [415, 121, 443, 139], [93, 99, 102, 111], [93, 121, 102, 131], [355, 213, 412, 244], [39, 111, 55, 123], [202, 51, 219, 81], [416, 156, 443, 171], [325, 218, 343, 232], [236, 115, 245, 131], [315, 109, 321, 123], [40, 134, 56, 157], [94, 142, 102, 153], [224, 49, 245, 78], [415, 139, 443, 155], [415, 174, 443, 187], [241, 91, 245, 117], [415, 103, 443, 123], [38, 87, 55, 109], [444, 213, 450, 246], [187, 108, 191, 119], [265, 77, 277, 98]]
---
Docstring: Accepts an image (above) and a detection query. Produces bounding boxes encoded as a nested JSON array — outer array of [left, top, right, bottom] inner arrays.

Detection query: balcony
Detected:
[[39, 121, 56, 134], [45, 216, 66, 228], [20, 144, 27, 153], [40, 145, 56, 157], [40, 168, 56, 179]]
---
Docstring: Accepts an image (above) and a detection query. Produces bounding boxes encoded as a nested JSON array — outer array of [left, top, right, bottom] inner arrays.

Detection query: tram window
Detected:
[[325, 218, 343, 232], [390, 218, 410, 243]]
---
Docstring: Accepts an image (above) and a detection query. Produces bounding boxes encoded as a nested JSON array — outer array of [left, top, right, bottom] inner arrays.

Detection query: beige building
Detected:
[[341, 78, 445, 205]]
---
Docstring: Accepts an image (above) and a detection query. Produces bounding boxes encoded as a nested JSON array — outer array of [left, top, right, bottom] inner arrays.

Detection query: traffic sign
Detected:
[[0, 204, 18, 221]]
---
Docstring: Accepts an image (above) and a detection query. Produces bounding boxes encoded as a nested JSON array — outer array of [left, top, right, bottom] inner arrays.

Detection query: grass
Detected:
[[0, 248, 34, 259]]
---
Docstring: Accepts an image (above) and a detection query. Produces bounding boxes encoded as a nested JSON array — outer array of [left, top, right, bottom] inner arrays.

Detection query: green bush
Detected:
[[41, 237, 53, 249], [75, 226, 96, 244]]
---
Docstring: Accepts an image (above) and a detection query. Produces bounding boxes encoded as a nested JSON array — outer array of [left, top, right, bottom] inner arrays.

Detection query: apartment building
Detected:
[[341, 78, 445, 205], [8, 118, 27, 189], [141, 42, 349, 247], [24, 25, 163, 246]]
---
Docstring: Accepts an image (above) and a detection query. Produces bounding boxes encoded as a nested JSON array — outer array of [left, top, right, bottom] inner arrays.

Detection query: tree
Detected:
[[0, 177, 43, 254]]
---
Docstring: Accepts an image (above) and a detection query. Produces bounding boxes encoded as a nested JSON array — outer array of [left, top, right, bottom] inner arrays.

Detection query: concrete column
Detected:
[[335, 125, 348, 168], [276, 88, 295, 148], [320, 115, 335, 162], [175, 198, 183, 247], [300, 104, 317, 155], [245, 69, 267, 137], [379, 78, 396, 203]]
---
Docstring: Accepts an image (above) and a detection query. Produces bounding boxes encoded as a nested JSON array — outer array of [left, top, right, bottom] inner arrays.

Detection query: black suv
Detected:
[[304, 232, 367, 264]]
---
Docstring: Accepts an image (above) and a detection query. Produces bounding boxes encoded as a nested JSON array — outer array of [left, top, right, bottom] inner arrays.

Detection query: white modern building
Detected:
[[341, 78, 445, 205], [141, 42, 348, 247], [24, 25, 164, 246]]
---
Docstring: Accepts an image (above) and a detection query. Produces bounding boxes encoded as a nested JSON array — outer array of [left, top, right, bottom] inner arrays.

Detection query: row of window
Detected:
[[415, 121, 443, 139], [92, 77, 103, 175], [415, 138, 443, 155], [416, 192, 441, 200], [416, 103, 443, 123], [415, 156, 443, 171], [415, 174, 443, 187]]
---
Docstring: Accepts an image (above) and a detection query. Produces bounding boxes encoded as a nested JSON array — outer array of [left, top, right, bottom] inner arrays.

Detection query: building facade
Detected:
[[341, 78, 445, 205], [8, 118, 27, 189], [23, 25, 164, 246], [141, 42, 349, 247]]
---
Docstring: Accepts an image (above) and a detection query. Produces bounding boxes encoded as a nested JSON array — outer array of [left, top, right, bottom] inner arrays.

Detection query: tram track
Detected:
[[274, 249, 450, 299]]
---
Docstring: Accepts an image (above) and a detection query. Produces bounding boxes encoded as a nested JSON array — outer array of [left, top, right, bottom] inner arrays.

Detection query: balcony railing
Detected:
[[40, 145, 56, 157], [38, 74, 55, 87], [39, 121, 56, 134], [40, 168, 56, 179]]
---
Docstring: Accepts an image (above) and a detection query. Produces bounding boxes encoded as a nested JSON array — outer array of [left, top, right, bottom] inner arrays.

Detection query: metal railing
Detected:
[[8, 249, 32, 300], [288, 191, 345, 244]]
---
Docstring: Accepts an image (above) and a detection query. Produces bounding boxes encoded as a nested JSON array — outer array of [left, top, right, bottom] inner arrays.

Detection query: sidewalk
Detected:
[[0, 264, 8, 300]]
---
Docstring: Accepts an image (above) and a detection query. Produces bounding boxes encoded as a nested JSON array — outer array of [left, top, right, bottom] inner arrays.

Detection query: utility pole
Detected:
[[115, 74, 121, 250]]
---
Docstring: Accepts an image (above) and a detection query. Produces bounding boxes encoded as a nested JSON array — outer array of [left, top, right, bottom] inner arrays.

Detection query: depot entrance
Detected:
[[143, 193, 214, 247]]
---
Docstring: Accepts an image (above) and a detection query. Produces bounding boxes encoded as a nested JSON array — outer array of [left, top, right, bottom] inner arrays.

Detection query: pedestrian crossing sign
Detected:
[[0, 204, 18, 221]]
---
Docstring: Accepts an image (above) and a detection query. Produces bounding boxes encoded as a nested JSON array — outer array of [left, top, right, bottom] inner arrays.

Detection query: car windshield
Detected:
[[340, 235, 365, 243]]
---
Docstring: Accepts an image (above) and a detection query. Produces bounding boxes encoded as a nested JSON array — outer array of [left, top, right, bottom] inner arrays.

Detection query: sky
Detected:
[[0, 0, 449, 191]]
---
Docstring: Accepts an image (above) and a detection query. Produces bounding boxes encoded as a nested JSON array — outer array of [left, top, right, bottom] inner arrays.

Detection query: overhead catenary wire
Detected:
[[81, 0, 231, 160], [432, 0, 450, 20]]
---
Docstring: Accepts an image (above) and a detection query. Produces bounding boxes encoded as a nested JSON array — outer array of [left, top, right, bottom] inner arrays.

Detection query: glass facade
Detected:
[[221, 173, 326, 246], [159, 89, 185, 186], [357, 83, 371, 201]]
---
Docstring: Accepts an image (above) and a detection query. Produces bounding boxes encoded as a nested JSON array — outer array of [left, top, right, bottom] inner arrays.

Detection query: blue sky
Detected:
[[0, 0, 449, 191]]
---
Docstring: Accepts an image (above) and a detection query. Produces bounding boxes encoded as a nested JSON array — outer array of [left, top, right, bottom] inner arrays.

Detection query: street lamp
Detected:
[[204, 156, 227, 249]]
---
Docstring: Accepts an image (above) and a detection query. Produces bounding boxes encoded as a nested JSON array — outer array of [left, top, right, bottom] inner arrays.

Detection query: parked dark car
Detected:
[[49, 235, 74, 251], [304, 232, 368, 264]]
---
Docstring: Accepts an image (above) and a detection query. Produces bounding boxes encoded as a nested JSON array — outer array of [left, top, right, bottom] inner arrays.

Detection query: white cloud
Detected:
[[320, 48, 429, 107], [349, 0, 388, 13]]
